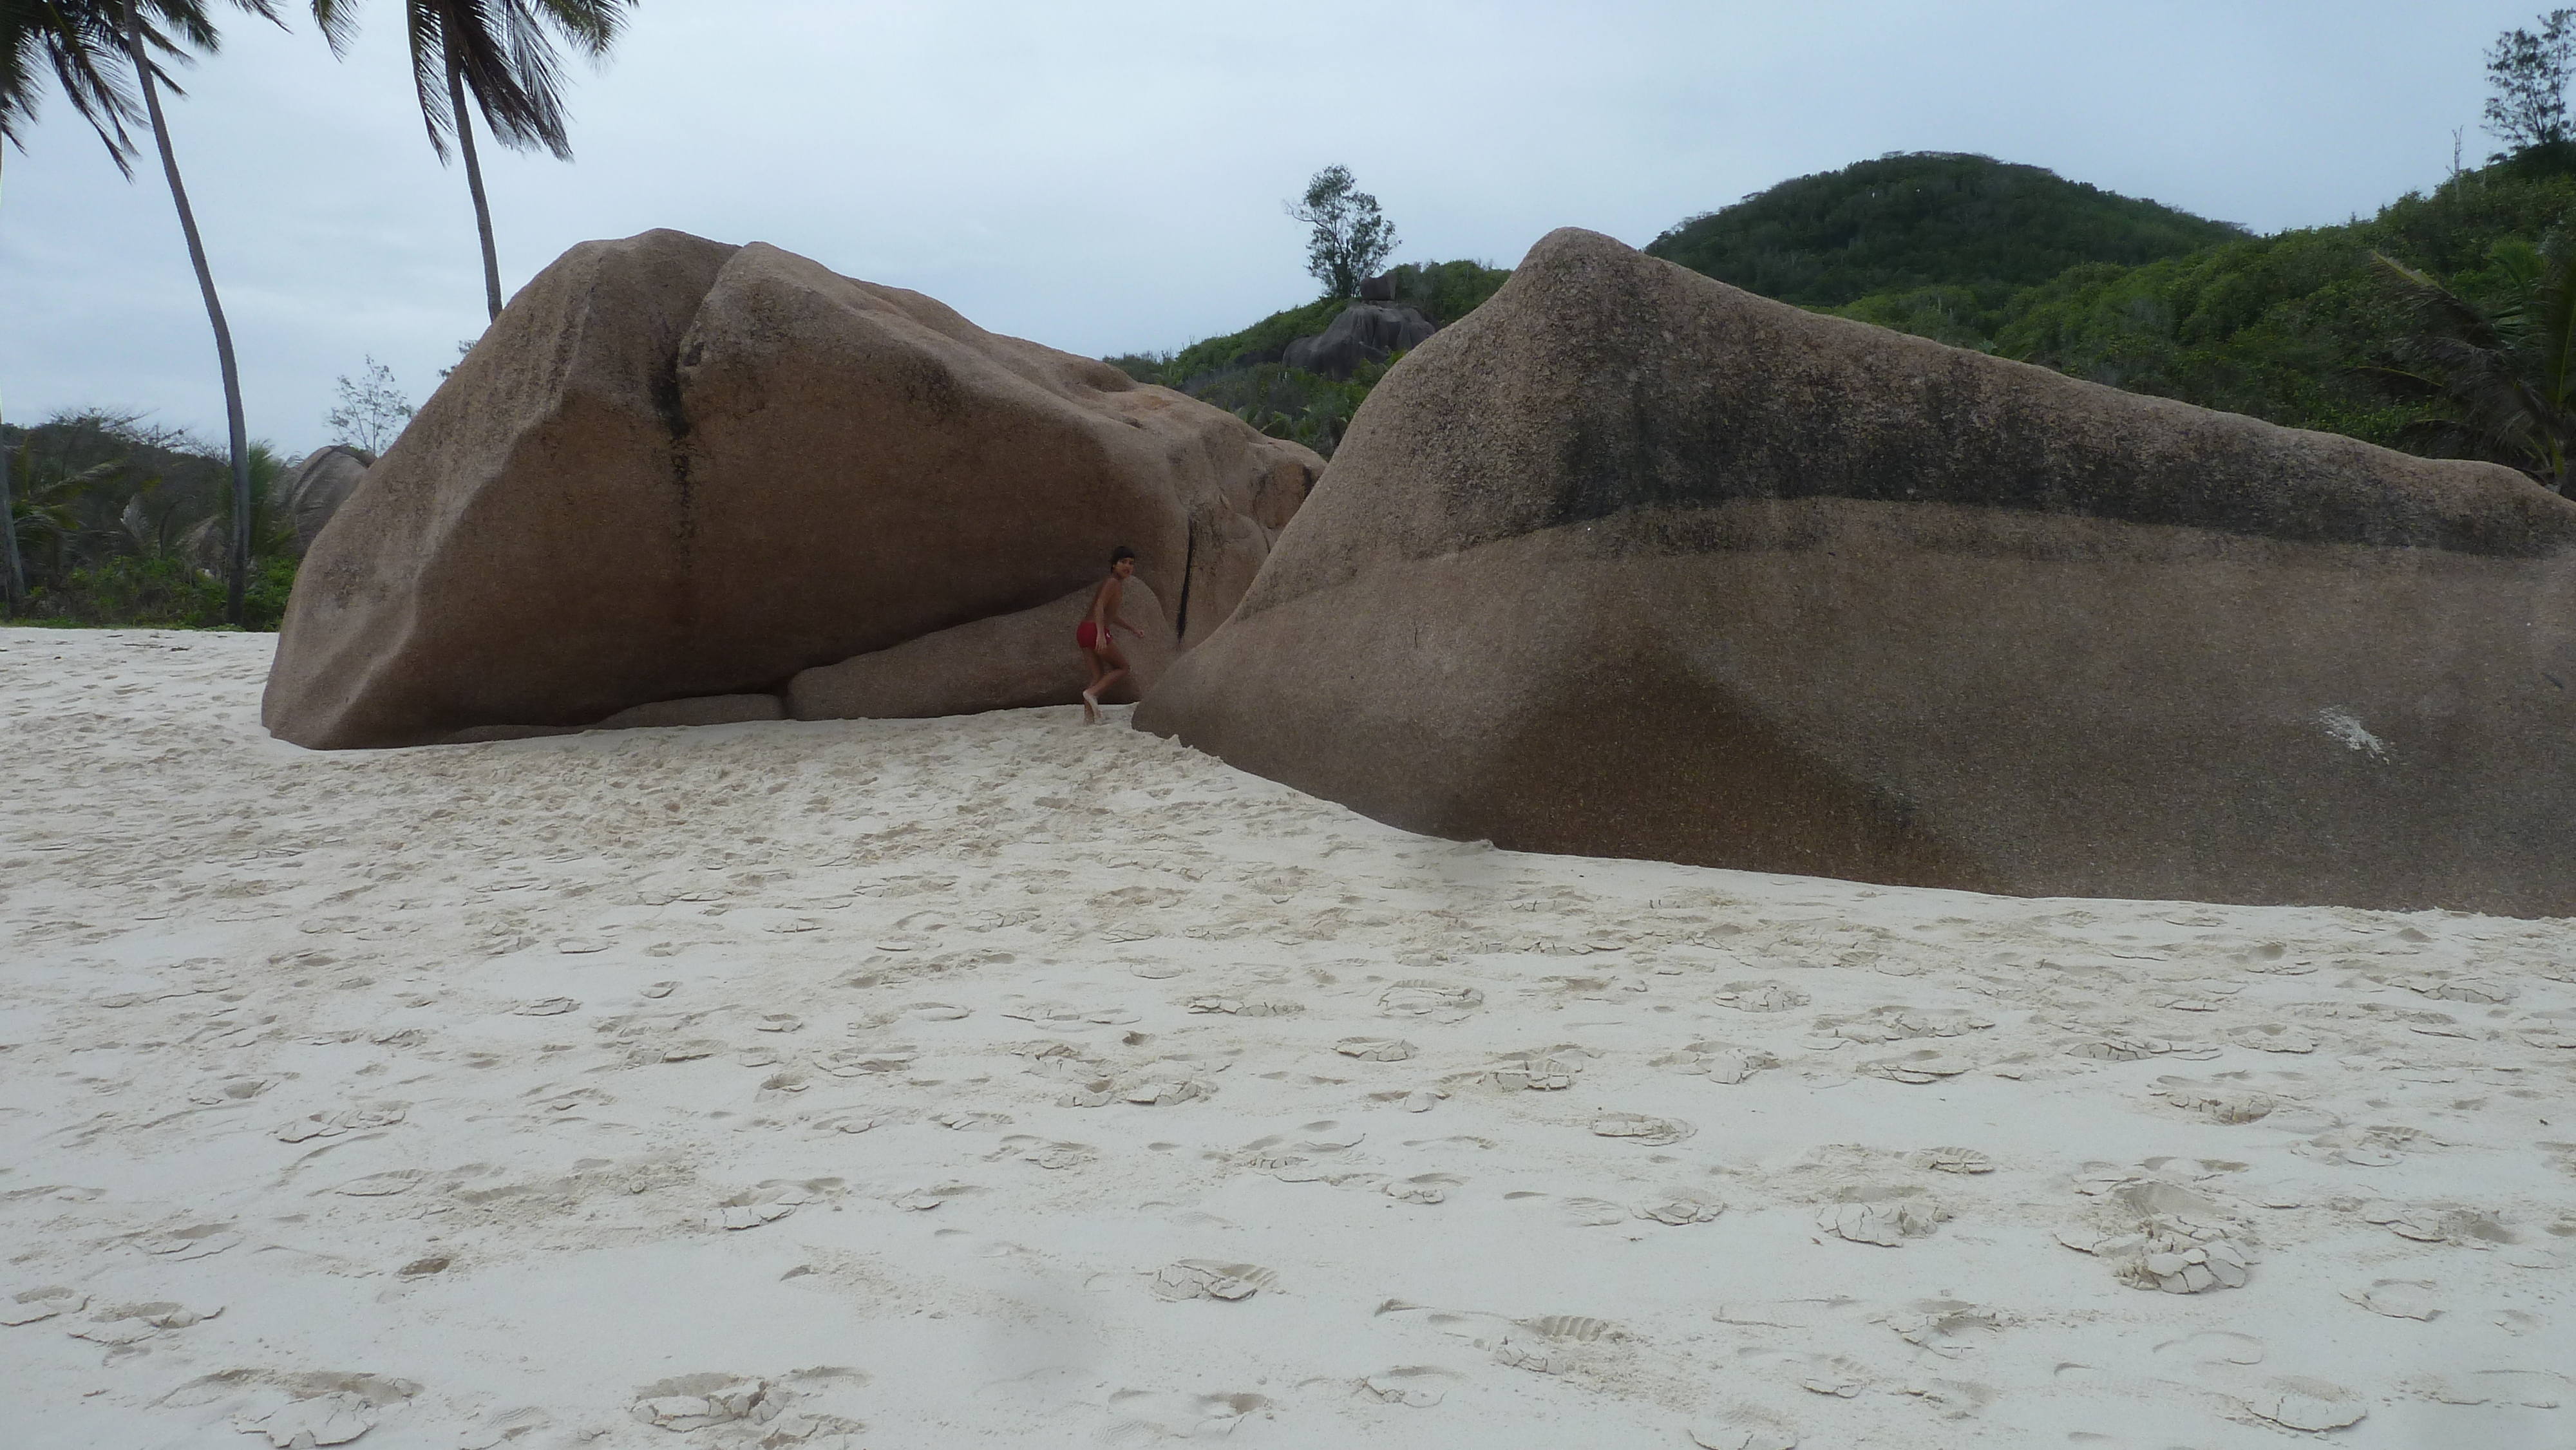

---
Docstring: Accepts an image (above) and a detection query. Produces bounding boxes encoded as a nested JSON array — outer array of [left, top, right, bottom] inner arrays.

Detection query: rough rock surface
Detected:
[[263, 231, 1319, 749], [1284, 303, 1436, 379], [789, 578, 1173, 719], [281, 446, 372, 555], [1139, 227, 2576, 916]]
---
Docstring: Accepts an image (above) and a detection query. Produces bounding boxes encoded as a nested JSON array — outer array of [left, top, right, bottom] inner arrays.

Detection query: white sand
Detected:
[[1, 626, 2570, 1450]]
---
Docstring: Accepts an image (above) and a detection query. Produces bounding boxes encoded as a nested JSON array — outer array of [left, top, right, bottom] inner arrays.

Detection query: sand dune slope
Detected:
[[2, 627, 2571, 1449]]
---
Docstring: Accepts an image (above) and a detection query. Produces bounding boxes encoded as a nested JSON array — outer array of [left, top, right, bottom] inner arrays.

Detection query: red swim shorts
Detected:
[[1075, 621, 1102, 650]]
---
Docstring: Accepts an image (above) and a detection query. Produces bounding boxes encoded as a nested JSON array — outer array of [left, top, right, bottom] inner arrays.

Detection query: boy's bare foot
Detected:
[[1081, 690, 1099, 724]]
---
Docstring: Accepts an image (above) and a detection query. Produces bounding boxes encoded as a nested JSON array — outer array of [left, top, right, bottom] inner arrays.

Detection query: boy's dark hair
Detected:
[[1110, 545, 1137, 565]]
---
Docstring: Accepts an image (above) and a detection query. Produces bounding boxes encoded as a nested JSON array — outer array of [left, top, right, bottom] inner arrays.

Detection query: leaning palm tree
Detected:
[[2372, 235, 2576, 495], [117, 1, 281, 625], [310, 0, 632, 323]]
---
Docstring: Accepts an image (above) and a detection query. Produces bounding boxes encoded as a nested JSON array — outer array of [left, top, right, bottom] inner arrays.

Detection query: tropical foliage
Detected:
[[2372, 232, 2576, 492], [3, 410, 299, 627], [1104, 259, 1510, 457], [1645, 153, 2248, 310]]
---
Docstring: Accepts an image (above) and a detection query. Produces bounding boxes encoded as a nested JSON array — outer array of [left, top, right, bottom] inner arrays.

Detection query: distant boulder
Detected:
[[263, 231, 1320, 749], [281, 445, 372, 556], [1141, 227, 2576, 917], [1358, 272, 1397, 302], [1283, 303, 1436, 379]]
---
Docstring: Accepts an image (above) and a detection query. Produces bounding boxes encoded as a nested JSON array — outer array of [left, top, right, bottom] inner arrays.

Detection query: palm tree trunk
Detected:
[[124, 2, 253, 626], [0, 146, 22, 614], [448, 50, 504, 322]]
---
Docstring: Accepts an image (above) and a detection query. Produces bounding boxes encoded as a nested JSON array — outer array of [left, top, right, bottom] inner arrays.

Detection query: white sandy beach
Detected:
[[1, 626, 2571, 1449]]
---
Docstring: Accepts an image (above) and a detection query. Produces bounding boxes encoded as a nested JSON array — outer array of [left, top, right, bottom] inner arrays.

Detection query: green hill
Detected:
[[1645, 153, 2248, 310]]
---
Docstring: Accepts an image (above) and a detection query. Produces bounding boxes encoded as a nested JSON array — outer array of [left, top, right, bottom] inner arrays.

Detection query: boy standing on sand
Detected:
[[1077, 546, 1149, 723]]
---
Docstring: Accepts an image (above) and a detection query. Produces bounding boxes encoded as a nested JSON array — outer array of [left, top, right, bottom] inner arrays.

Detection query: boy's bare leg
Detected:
[[1088, 641, 1129, 718], [1081, 648, 1103, 722]]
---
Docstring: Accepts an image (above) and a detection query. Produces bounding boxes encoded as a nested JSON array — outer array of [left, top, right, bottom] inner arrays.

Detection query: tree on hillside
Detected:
[[2373, 236, 2576, 494], [309, 0, 634, 322], [2485, 10, 2576, 155], [326, 355, 415, 453], [1288, 165, 1398, 299]]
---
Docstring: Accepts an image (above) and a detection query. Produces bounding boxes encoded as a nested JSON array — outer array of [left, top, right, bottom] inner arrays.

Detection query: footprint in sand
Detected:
[[2066, 1035, 2218, 1062], [1489, 1050, 1590, 1091], [187, 1076, 275, 1106], [1882, 1301, 2008, 1357], [1654, 1044, 1778, 1084], [333, 1169, 424, 1197], [2153, 1329, 2264, 1366], [1861, 1051, 1976, 1084], [2358, 1201, 2520, 1247], [2406, 1368, 2570, 1408], [1712, 981, 1810, 1013], [2230, 1023, 2320, 1053], [511, 997, 579, 1017], [1379, 981, 1483, 1020], [991, 1136, 1094, 1170], [1384, 1173, 1462, 1205], [1820, 1007, 1992, 1044], [630, 1375, 792, 1432], [2153, 1077, 2278, 1124], [714, 1183, 820, 1230], [2241, 1377, 2367, 1431], [1336, 1037, 1416, 1062], [0, 1287, 86, 1326], [234, 1393, 380, 1447], [2347, 1279, 2441, 1320], [276, 1100, 409, 1143], [1188, 996, 1302, 1017], [639, 981, 677, 999], [455, 1406, 549, 1449], [1004, 1001, 1141, 1026], [1151, 1260, 1275, 1301], [1634, 1193, 1728, 1225], [1589, 1112, 1694, 1145], [1817, 1186, 1949, 1246], [1355, 1366, 1462, 1408], [132, 1224, 244, 1260], [1689, 1406, 1799, 1450], [1908, 1147, 1994, 1174]]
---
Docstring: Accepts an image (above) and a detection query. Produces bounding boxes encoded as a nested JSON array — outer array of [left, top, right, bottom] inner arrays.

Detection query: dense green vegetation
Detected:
[[1645, 153, 2248, 310], [1809, 156, 2576, 465], [3, 411, 301, 629], [1108, 259, 1511, 455]]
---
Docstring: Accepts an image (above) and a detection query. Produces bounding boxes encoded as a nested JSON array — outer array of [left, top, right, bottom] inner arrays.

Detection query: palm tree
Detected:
[[2373, 236, 2576, 494], [309, 0, 632, 323], [118, 0, 279, 624]]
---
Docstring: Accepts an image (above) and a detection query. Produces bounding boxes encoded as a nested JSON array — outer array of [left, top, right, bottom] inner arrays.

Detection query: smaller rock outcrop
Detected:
[[280, 446, 372, 555], [1284, 303, 1436, 379], [788, 579, 1173, 720]]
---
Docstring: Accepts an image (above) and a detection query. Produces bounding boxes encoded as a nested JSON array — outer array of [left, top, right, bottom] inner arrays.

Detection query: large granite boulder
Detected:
[[788, 578, 1174, 719], [281, 445, 372, 555], [1284, 302, 1436, 379], [1139, 227, 2576, 916], [264, 231, 1319, 749]]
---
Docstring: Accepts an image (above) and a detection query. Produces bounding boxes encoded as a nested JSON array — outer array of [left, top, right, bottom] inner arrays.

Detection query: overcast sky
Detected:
[[0, 1, 2542, 455]]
